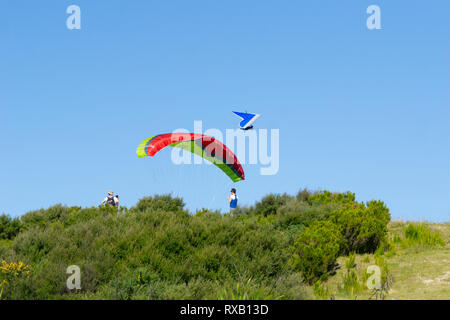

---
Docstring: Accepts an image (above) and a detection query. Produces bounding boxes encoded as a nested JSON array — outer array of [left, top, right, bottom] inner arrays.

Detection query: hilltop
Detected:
[[0, 191, 448, 300]]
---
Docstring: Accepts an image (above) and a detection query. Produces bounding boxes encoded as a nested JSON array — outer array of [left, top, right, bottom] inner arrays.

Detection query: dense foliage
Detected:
[[0, 190, 391, 299], [0, 214, 21, 240], [291, 221, 343, 284]]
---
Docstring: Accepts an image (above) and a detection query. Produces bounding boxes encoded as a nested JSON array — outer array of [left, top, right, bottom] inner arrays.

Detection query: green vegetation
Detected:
[[320, 221, 449, 300], [0, 214, 21, 240], [402, 223, 446, 247], [0, 190, 447, 300], [291, 220, 342, 284]]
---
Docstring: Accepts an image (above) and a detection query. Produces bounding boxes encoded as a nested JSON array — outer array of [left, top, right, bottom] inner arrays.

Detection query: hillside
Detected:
[[322, 222, 450, 300], [0, 191, 448, 300]]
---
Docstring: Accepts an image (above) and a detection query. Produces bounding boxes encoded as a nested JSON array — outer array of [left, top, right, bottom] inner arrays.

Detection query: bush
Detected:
[[133, 194, 186, 213], [252, 194, 293, 217], [276, 201, 334, 230], [0, 215, 21, 240], [291, 220, 343, 284], [308, 191, 356, 206], [1, 189, 391, 299], [296, 188, 312, 202], [331, 201, 390, 254], [4, 195, 306, 299], [0, 260, 33, 300], [21, 205, 75, 230]]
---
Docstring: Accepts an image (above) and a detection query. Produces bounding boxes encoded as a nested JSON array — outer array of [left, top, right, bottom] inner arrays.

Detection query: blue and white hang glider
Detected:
[[232, 111, 261, 130]]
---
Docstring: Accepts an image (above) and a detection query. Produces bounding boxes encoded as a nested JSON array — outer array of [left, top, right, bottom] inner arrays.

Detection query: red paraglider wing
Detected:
[[137, 133, 245, 182]]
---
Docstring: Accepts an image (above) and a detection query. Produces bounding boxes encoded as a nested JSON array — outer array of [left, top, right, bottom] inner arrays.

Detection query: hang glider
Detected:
[[232, 111, 261, 130]]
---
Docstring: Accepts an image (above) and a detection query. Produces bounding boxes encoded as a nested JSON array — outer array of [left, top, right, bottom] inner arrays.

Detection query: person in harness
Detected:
[[228, 188, 238, 214], [102, 190, 118, 207]]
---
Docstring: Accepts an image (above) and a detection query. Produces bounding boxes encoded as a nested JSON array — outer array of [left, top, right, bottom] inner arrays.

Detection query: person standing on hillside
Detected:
[[228, 188, 238, 214], [101, 190, 117, 207]]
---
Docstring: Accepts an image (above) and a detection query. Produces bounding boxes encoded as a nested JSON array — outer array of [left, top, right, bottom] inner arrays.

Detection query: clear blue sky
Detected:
[[1, 1, 449, 222]]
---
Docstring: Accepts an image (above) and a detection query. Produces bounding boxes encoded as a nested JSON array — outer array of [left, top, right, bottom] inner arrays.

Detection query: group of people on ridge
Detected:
[[101, 188, 238, 211]]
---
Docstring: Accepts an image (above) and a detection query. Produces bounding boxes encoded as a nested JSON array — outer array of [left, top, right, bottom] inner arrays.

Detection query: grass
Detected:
[[317, 221, 450, 300]]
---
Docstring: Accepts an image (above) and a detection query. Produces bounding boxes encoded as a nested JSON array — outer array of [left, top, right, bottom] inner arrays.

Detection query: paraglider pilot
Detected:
[[228, 188, 238, 213]]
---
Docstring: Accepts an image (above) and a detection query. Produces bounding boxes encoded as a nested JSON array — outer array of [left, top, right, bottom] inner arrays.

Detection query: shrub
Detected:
[[1, 190, 391, 299], [276, 201, 334, 230], [252, 194, 293, 217], [133, 194, 186, 213], [0, 215, 21, 240], [331, 201, 390, 254], [0, 260, 33, 300], [291, 220, 343, 284], [5, 195, 305, 299], [296, 188, 312, 202], [308, 191, 356, 206]]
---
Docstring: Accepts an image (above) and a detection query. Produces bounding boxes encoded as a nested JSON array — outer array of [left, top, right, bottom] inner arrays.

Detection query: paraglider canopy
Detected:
[[137, 133, 245, 182]]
